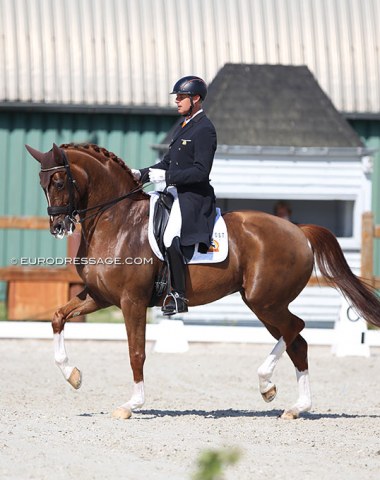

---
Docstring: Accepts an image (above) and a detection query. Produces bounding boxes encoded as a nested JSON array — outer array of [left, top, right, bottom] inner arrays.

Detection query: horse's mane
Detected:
[[60, 143, 144, 191]]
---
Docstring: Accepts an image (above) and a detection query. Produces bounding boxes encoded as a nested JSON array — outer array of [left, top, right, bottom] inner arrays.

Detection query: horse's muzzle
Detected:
[[51, 216, 76, 239]]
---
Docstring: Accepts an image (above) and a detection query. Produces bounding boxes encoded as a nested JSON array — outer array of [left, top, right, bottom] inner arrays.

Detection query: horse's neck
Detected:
[[75, 157, 149, 249], [80, 193, 150, 254], [87, 164, 135, 204]]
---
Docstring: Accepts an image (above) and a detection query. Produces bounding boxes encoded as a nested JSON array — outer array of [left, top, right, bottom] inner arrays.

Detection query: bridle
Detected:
[[42, 150, 80, 220], [42, 149, 147, 227]]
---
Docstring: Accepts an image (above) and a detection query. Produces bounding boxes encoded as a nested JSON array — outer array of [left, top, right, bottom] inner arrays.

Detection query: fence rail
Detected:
[[1, 212, 379, 320], [0, 216, 81, 320], [0, 216, 49, 230]]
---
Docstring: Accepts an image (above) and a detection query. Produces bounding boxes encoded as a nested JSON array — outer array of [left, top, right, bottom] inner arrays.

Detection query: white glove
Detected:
[[149, 168, 166, 183], [131, 168, 141, 180]]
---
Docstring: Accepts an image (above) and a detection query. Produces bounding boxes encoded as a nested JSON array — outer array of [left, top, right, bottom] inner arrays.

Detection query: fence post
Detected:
[[361, 211, 374, 287]]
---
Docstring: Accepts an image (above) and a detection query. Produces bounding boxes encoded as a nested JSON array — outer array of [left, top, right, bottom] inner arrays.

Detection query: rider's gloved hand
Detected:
[[149, 168, 166, 183], [131, 169, 141, 180]]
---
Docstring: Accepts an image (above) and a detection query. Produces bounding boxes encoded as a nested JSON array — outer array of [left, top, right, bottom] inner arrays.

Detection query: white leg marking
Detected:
[[292, 369, 312, 414], [120, 381, 145, 411], [257, 337, 286, 394], [54, 332, 75, 380], [282, 369, 312, 419]]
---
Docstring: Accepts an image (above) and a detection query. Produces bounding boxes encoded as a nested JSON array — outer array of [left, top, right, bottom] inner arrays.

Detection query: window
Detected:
[[216, 198, 354, 238]]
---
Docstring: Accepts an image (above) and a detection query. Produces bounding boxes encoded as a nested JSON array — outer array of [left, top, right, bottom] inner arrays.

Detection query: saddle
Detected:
[[153, 190, 174, 257], [148, 190, 174, 307]]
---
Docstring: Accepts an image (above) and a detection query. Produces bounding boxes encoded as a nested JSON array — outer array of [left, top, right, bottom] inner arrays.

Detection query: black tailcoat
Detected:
[[140, 112, 217, 249]]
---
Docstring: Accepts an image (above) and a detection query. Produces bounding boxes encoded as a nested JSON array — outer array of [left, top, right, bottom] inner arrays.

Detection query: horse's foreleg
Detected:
[[257, 337, 286, 402], [112, 301, 147, 420], [52, 288, 102, 389]]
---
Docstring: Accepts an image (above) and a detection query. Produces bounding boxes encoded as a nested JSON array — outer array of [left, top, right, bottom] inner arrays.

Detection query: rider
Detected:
[[132, 76, 217, 315]]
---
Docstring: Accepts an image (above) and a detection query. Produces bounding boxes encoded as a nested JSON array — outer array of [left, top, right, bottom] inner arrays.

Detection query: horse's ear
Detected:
[[52, 143, 62, 162], [25, 144, 44, 163]]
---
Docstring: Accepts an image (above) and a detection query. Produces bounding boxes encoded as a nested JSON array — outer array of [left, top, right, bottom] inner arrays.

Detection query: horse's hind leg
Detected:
[[257, 332, 286, 403], [259, 310, 311, 419], [244, 297, 312, 419], [282, 333, 312, 419], [52, 288, 103, 389]]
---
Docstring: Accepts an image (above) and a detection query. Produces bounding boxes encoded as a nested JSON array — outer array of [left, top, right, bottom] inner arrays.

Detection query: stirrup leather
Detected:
[[162, 292, 188, 316]]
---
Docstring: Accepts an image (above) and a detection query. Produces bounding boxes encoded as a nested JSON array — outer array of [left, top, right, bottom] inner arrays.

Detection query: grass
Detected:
[[86, 306, 124, 323], [0, 302, 6, 320], [0, 301, 156, 323]]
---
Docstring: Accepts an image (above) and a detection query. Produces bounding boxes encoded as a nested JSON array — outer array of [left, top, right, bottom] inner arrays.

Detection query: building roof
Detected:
[[203, 64, 364, 148], [0, 0, 379, 116]]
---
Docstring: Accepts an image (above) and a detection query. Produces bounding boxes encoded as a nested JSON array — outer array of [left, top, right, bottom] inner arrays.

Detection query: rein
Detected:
[[44, 148, 151, 225], [74, 184, 148, 224]]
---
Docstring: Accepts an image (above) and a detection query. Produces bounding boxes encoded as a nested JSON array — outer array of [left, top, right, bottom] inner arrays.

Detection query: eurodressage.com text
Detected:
[[10, 257, 154, 266]]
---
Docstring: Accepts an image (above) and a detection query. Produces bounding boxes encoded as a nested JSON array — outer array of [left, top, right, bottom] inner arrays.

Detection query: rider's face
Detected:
[[175, 94, 192, 115]]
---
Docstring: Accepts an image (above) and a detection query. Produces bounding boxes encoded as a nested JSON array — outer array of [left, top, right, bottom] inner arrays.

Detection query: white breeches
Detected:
[[163, 186, 182, 248]]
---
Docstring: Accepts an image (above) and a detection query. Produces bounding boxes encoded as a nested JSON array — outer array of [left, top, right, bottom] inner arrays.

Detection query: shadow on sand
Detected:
[[75, 408, 380, 420], [130, 408, 380, 420]]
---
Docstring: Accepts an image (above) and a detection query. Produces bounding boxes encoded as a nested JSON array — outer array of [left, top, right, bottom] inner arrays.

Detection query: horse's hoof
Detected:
[[68, 367, 82, 390], [280, 409, 299, 420], [112, 407, 132, 420], [261, 385, 277, 403]]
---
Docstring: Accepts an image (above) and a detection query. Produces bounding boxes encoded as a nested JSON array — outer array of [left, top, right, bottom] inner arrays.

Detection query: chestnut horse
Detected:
[[26, 143, 380, 420]]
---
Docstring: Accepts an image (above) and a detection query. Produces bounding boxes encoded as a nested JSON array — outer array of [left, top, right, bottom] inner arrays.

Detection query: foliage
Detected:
[[192, 448, 241, 480], [0, 301, 6, 320], [86, 305, 155, 323], [86, 306, 124, 323]]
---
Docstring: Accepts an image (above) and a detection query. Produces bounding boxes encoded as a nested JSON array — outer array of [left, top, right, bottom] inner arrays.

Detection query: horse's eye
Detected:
[[54, 179, 65, 190]]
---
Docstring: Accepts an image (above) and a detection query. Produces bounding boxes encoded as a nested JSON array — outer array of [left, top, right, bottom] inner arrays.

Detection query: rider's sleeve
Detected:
[[139, 152, 171, 184]]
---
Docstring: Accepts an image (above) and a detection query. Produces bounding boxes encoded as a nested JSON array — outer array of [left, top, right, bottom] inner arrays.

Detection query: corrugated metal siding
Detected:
[[212, 156, 366, 202], [0, 0, 379, 114], [0, 110, 175, 300]]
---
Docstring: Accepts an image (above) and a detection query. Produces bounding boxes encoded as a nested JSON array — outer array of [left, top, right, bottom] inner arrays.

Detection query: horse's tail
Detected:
[[300, 224, 380, 328]]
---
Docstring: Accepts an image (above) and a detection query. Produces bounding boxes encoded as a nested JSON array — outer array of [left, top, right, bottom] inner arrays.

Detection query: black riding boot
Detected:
[[162, 237, 188, 316]]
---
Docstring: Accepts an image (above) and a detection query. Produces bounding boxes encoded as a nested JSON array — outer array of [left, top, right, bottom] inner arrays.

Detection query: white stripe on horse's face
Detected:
[[45, 189, 54, 223]]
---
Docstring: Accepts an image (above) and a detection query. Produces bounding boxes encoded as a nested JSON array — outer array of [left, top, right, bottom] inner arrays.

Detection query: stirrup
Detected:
[[162, 292, 188, 316]]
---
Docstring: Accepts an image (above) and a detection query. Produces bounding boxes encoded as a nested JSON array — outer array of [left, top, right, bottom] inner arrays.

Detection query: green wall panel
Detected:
[[350, 120, 380, 278], [0, 110, 176, 302]]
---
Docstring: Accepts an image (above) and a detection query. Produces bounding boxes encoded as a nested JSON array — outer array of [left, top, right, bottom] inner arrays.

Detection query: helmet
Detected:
[[171, 76, 208, 100]]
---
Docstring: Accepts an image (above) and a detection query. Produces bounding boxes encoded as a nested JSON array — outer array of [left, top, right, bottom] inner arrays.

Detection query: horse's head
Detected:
[[26, 144, 80, 238]]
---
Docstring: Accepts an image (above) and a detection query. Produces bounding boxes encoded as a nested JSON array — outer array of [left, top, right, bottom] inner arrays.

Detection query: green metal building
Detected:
[[0, 109, 176, 300], [1, 0, 379, 303]]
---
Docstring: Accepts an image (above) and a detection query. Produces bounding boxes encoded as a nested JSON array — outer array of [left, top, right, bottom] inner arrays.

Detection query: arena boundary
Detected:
[[1, 320, 380, 348], [1, 212, 379, 351]]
